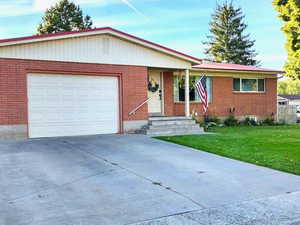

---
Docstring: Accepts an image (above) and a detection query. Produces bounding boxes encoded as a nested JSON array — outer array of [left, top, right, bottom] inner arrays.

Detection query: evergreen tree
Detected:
[[37, 0, 93, 34], [203, 1, 259, 66], [273, 0, 300, 79]]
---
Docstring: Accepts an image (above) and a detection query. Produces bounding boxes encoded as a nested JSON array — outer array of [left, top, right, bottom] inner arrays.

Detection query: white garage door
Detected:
[[27, 74, 119, 138]]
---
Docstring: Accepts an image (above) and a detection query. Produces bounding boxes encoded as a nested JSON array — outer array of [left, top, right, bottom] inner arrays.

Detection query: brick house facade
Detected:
[[163, 72, 277, 119], [0, 27, 282, 138]]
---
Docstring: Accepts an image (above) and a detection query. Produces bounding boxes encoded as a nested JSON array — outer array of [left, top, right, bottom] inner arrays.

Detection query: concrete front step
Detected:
[[144, 127, 205, 136], [150, 120, 196, 126], [139, 116, 205, 136], [146, 129, 205, 136], [149, 116, 190, 121], [148, 124, 201, 131]]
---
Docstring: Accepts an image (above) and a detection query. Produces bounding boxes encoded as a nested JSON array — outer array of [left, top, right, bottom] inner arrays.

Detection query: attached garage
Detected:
[[27, 74, 119, 138]]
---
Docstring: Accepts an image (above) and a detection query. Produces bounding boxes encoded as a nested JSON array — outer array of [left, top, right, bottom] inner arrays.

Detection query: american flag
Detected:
[[195, 75, 208, 113]]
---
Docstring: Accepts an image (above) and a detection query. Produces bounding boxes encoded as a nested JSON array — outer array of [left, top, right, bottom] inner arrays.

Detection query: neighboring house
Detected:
[[278, 96, 289, 105], [278, 95, 300, 122], [0, 27, 283, 138], [279, 95, 300, 107]]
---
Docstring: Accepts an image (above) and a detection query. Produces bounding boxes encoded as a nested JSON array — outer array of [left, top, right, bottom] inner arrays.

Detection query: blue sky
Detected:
[[0, 0, 286, 69]]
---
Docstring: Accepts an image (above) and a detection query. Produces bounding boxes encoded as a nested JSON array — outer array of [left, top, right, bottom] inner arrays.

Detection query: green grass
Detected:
[[156, 125, 300, 175]]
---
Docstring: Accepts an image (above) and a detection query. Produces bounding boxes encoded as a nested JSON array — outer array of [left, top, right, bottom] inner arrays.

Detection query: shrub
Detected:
[[261, 117, 275, 126], [240, 117, 258, 126], [224, 115, 239, 126], [199, 116, 222, 131], [206, 116, 221, 124]]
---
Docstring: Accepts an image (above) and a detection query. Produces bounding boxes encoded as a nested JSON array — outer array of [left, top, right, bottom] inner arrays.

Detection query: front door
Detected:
[[148, 71, 163, 116]]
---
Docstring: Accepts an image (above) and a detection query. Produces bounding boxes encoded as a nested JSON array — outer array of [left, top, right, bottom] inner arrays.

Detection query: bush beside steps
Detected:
[[199, 115, 283, 131]]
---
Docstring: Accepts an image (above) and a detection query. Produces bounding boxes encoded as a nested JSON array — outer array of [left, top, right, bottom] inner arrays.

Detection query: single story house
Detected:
[[0, 27, 283, 138]]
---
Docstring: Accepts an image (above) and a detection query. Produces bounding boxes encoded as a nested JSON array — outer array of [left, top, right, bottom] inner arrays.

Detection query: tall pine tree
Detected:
[[204, 1, 259, 66], [37, 0, 93, 34]]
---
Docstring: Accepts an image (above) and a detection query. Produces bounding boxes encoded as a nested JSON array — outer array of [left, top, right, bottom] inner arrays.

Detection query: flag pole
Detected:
[[195, 75, 209, 123], [204, 108, 209, 123]]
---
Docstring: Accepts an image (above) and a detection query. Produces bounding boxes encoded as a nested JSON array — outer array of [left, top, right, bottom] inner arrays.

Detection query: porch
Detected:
[[128, 68, 205, 136], [146, 69, 192, 118]]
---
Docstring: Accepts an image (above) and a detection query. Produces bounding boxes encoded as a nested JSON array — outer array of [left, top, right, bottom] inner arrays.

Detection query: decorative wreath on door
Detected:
[[148, 78, 159, 93]]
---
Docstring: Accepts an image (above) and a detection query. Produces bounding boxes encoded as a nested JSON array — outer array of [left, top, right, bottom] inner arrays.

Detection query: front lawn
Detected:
[[156, 125, 300, 175]]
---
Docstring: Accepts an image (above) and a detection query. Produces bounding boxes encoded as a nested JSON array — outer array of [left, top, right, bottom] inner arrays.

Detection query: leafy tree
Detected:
[[203, 1, 259, 66], [278, 78, 300, 94], [37, 0, 93, 34], [273, 0, 300, 79]]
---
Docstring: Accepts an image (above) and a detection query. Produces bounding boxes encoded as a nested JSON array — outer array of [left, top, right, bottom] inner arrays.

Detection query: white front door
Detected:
[[27, 74, 119, 138], [148, 71, 163, 115]]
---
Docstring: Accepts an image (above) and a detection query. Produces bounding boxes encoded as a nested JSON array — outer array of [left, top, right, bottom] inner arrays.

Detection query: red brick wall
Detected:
[[0, 58, 148, 126], [163, 72, 277, 118]]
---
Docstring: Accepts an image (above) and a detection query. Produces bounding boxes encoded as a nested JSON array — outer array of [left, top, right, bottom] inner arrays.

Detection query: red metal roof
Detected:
[[193, 62, 284, 74], [0, 27, 202, 63]]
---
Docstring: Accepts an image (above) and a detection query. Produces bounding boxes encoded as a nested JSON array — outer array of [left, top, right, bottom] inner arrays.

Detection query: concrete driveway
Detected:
[[1, 135, 300, 225]]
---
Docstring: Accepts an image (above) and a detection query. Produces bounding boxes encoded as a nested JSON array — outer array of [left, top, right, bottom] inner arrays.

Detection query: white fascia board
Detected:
[[191, 68, 280, 75]]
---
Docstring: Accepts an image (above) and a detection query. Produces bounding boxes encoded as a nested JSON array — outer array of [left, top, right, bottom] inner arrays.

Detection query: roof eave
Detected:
[[191, 67, 284, 75]]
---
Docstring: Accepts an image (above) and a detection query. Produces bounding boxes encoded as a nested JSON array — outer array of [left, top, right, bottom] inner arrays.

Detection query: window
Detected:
[[278, 101, 288, 106], [233, 78, 265, 92], [173, 75, 212, 102]]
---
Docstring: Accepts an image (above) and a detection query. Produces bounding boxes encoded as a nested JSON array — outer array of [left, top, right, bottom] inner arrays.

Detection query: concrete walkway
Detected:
[[0, 134, 300, 225]]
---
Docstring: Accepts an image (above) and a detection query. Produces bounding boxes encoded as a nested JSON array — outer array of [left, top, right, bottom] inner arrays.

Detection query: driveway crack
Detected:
[[7, 169, 115, 203], [126, 190, 300, 225], [124, 209, 202, 225], [63, 140, 206, 209]]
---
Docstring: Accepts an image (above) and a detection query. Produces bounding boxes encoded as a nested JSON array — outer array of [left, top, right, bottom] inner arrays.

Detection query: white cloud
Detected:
[[0, 0, 146, 18], [33, 0, 119, 11], [32, 0, 146, 17], [33, 0, 57, 11], [120, 0, 147, 18], [0, 0, 33, 17]]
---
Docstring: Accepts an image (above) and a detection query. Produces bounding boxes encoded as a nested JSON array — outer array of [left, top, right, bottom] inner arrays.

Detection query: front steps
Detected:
[[139, 116, 205, 136]]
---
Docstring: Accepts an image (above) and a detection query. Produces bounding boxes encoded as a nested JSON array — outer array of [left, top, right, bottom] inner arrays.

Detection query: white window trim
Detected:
[[233, 78, 266, 93], [173, 75, 212, 103]]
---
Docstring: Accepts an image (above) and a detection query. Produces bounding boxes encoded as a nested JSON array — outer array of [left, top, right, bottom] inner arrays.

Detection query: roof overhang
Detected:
[[191, 67, 283, 75], [0, 27, 202, 65]]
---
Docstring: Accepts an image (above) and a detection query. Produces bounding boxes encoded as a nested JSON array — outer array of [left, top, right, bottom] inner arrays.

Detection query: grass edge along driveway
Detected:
[[156, 125, 300, 176]]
